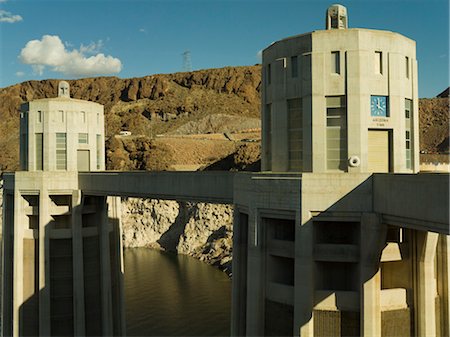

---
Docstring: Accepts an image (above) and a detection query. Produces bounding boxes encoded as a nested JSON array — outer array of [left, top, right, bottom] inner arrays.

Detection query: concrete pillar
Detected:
[[245, 208, 264, 336], [38, 188, 51, 336], [71, 190, 85, 336], [100, 197, 113, 336], [107, 196, 126, 336], [12, 189, 23, 337], [417, 231, 439, 337], [360, 213, 385, 337], [296, 218, 314, 337], [231, 208, 242, 336]]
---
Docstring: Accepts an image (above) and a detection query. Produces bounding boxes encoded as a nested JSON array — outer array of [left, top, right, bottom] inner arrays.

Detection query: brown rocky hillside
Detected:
[[0, 65, 448, 171], [0, 66, 261, 171]]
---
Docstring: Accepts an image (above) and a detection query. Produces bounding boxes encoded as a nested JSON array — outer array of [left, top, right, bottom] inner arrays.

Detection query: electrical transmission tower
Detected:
[[182, 50, 192, 72]]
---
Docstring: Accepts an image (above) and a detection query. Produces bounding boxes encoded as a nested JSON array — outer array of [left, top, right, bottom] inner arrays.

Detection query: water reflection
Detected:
[[124, 248, 231, 336]]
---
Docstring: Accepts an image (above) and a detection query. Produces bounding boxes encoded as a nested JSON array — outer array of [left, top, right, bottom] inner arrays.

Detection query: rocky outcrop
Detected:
[[121, 198, 233, 275], [0, 66, 261, 171]]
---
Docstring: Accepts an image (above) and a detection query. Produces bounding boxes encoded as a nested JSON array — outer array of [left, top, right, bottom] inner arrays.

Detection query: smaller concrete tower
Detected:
[[326, 4, 348, 29], [20, 81, 105, 171]]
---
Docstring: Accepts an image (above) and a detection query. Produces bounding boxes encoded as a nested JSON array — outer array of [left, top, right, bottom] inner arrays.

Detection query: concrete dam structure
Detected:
[[2, 4, 450, 337]]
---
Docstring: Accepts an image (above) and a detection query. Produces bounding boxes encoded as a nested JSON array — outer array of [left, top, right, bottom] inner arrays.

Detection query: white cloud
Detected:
[[0, 0, 8, 3], [19, 35, 122, 77], [80, 40, 104, 54], [16, 71, 25, 77], [139, 28, 146, 33], [0, 9, 23, 23]]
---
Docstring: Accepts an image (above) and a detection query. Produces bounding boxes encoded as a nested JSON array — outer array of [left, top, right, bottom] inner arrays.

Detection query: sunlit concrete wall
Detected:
[[261, 28, 418, 173]]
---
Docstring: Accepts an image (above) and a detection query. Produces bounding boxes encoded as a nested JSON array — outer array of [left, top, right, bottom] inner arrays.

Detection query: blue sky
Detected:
[[0, 0, 448, 97]]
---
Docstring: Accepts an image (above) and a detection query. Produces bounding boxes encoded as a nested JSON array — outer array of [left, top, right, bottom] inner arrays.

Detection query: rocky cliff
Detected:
[[121, 198, 233, 275], [0, 66, 261, 171]]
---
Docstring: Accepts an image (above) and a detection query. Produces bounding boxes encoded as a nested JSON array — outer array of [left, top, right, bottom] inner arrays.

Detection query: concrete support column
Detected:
[[71, 190, 85, 336], [100, 197, 113, 336], [231, 208, 249, 337], [416, 231, 439, 337], [12, 189, 23, 337], [245, 208, 264, 336], [360, 213, 385, 337], [107, 196, 126, 336], [231, 208, 242, 336], [441, 235, 450, 337], [38, 188, 51, 336], [296, 218, 314, 337]]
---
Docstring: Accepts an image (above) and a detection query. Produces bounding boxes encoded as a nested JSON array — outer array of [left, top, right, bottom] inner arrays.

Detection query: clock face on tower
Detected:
[[370, 96, 389, 117]]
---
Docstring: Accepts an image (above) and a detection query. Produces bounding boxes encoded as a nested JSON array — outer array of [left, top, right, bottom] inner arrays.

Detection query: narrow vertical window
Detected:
[[405, 57, 410, 78], [405, 99, 412, 169], [78, 133, 89, 144], [37, 111, 42, 123], [287, 98, 302, 171], [331, 51, 340, 74], [97, 112, 100, 125], [375, 51, 383, 74], [291, 56, 298, 78], [59, 110, 64, 122], [96, 134, 102, 169], [267, 64, 272, 85], [81, 111, 86, 123], [56, 133, 67, 170], [264, 104, 272, 170], [302, 54, 311, 80], [326, 96, 347, 171], [35, 133, 43, 170]]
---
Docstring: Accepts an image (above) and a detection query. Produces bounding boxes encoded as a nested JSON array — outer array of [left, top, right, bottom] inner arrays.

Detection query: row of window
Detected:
[[265, 51, 411, 83], [34, 133, 102, 170], [36, 110, 100, 124], [265, 97, 413, 171]]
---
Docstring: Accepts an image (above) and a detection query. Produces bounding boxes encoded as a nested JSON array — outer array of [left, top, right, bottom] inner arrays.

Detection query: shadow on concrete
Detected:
[[11, 199, 125, 337]]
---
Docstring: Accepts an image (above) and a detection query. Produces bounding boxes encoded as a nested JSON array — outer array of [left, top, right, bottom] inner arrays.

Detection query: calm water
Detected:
[[124, 248, 232, 336]]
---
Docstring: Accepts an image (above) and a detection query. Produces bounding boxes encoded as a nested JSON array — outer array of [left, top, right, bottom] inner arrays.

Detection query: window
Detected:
[[78, 133, 88, 144], [287, 98, 302, 171], [375, 51, 383, 74], [56, 133, 66, 170], [405, 99, 412, 169], [96, 134, 102, 169], [37, 111, 42, 123], [59, 110, 64, 122], [267, 64, 272, 85], [326, 96, 347, 171], [81, 111, 86, 123], [302, 54, 311, 80], [331, 51, 340, 74], [97, 112, 100, 125], [291, 56, 298, 78], [35, 133, 43, 170], [405, 57, 410, 78], [264, 104, 272, 170]]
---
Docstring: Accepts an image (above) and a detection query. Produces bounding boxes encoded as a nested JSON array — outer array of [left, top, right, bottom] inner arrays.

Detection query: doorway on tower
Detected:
[[77, 150, 90, 171], [368, 130, 392, 173]]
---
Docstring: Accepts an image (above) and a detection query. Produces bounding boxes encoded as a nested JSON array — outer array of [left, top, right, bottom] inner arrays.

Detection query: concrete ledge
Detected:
[[314, 244, 359, 262], [266, 282, 294, 305], [380, 288, 408, 310], [267, 239, 295, 258], [314, 290, 359, 311]]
